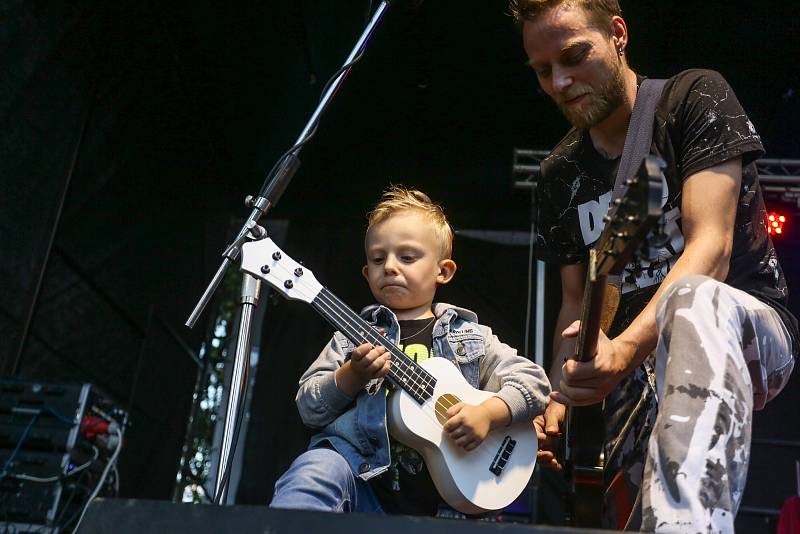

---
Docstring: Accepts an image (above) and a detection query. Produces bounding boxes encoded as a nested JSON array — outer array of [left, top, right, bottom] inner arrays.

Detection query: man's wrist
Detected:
[[612, 333, 644, 371]]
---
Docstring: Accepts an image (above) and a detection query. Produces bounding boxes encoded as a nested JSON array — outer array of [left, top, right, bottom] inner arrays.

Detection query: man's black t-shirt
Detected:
[[535, 69, 799, 350], [369, 317, 442, 516]]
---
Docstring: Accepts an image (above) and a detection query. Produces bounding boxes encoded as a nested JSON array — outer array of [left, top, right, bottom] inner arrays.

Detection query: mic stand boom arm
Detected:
[[186, 0, 393, 329]]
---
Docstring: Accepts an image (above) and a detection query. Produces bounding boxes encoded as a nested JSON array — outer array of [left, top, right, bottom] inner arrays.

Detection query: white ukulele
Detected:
[[240, 239, 537, 514]]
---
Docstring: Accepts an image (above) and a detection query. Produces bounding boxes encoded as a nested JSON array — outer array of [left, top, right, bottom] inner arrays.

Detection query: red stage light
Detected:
[[767, 212, 787, 236]]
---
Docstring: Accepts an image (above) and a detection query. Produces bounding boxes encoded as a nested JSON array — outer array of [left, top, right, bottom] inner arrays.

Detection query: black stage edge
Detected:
[[78, 499, 614, 533]]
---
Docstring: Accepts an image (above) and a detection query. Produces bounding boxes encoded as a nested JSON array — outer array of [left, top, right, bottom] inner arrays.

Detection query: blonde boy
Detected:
[[270, 186, 550, 516]]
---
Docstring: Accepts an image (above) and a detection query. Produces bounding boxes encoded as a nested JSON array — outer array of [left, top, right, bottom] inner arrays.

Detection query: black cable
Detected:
[[0, 414, 38, 480], [259, 14, 370, 200]]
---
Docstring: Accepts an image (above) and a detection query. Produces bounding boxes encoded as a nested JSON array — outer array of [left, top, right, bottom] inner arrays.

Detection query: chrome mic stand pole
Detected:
[[213, 271, 260, 504], [183, 1, 395, 505]]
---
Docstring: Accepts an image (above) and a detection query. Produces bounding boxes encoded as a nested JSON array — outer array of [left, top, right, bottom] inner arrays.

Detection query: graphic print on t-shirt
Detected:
[[576, 173, 685, 294], [398, 342, 433, 363]]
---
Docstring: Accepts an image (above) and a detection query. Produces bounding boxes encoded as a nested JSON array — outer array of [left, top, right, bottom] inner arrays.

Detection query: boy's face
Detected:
[[363, 211, 456, 318]]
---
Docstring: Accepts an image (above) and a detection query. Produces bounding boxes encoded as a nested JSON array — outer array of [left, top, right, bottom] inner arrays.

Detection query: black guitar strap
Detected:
[[611, 78, 667, 204]]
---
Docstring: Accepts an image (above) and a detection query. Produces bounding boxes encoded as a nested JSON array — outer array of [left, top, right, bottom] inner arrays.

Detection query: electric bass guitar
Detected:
[[563, 155, 666, 527], [239, 238, 538, 514]]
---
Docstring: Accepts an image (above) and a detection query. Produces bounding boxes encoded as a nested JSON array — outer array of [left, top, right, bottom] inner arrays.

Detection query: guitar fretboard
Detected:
[[311, 288, 436, 404]]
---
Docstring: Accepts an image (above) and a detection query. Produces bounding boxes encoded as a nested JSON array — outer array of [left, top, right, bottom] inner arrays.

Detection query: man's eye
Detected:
[[563, 49, 588, 66], [535, 67, 551, 78]]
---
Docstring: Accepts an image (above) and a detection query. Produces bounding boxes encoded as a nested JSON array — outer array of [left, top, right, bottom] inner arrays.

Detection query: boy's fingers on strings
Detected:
[[445, 402, 464, 418], [442, 413, 464, 433], [376, 358, 392, 378], [351, 342, 375, 361], [360, 345, 386, 365]]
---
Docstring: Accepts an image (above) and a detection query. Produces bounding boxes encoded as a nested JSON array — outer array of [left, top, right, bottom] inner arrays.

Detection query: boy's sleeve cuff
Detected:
[[319, 372, 354, 413], [495, 384, 533, 424]]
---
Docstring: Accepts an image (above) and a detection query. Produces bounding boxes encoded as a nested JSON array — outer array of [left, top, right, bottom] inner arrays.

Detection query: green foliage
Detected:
[[174, 268, 242, 503]]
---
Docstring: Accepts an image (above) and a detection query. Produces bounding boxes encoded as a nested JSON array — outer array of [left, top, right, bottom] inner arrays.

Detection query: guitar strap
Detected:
[[604, 77, 667, 529], [611, 78, 667, 204]]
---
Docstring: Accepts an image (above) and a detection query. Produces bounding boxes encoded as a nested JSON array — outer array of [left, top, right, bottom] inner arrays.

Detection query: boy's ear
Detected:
[[436, 259, 457, 285], [361, 265, 370, 281]]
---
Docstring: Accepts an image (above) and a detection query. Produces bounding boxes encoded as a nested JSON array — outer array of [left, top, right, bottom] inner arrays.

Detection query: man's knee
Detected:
[[656, 274, 719, 323]]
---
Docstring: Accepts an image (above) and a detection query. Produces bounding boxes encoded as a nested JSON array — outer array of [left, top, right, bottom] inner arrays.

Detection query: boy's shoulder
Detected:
[[432, 302, 479, 325]]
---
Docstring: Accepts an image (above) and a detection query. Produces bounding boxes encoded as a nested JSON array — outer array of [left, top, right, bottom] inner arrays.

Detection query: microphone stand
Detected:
[[184, 0, 395, 505]]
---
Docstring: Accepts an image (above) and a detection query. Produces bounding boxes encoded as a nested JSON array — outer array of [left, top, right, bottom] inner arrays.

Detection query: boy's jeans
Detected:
[[270, 447, 385, 513]]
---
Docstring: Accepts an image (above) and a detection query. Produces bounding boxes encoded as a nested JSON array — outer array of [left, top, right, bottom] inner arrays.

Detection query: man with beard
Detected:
[[510, 0, 799, 532]]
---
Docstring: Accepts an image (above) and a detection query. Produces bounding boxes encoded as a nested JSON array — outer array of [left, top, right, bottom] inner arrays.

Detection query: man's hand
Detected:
[[443, 403, 492, 451], [534, 401, 566, 470], [549, 320, 637, 407]]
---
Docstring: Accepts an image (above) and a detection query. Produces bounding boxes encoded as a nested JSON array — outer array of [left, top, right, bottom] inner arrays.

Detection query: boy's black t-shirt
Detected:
[[535, 69, 799, 348], [369, 317, 442, 516]]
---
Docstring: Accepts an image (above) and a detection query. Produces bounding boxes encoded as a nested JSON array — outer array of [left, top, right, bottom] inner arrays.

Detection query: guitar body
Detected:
[[386, 357, 537, 515]]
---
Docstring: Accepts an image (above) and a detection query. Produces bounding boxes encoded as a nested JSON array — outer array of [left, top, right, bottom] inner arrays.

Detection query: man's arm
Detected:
[[553, 157, 742, 406], [535, 262, 585, 469]]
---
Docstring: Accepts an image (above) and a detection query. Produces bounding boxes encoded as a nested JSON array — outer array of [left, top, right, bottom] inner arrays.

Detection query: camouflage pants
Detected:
[[603, 275, 794, 533]]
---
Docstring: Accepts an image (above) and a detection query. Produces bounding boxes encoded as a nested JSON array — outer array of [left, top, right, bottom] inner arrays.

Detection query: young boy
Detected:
[[270, 186, 550, 516]]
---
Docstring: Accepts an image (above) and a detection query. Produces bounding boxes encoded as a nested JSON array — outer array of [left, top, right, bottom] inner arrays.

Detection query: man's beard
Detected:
[[555, 60, 626, 130]]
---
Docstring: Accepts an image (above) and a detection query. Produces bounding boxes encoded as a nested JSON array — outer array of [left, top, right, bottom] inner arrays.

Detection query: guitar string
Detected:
[[314, 291, 508, 460]]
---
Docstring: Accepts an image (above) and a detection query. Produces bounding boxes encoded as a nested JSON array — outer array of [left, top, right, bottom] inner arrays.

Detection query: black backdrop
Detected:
[[1, 0, 799, 521]]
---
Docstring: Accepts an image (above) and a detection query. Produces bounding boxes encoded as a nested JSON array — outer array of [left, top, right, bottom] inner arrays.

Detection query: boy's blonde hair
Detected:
[[366, 185, 454, 259]]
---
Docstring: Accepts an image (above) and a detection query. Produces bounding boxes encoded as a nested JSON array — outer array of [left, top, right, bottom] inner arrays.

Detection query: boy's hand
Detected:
[[534, 401, 565, 470], [443, 403, 492, 451], [349, 342, 392, 382]]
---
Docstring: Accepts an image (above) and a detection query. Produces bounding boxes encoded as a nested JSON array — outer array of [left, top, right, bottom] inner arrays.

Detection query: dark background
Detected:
[[2, 0, 799, 528]]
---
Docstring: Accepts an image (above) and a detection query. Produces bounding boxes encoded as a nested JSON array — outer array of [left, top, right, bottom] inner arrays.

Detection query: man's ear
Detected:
[[436, 259, 457, 285], [610, 15, 628, 52], [362, 265, 370, 281]]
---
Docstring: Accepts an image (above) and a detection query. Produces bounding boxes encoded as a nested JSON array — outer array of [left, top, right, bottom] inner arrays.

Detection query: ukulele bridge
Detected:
[[489, 436, 517, 476]]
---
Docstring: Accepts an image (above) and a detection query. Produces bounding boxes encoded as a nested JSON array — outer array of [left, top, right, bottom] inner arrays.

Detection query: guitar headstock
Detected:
[[593, 156, 665, 278], [240, 238, 323, 304]]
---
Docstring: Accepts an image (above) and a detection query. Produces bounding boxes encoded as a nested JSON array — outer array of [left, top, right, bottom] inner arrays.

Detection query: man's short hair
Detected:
[[366, 185, 454, 260], [508, 0, 622, 33]]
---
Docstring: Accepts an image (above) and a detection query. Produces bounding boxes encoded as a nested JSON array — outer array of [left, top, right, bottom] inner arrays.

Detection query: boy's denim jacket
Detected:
[[295, 302, 551, 481]]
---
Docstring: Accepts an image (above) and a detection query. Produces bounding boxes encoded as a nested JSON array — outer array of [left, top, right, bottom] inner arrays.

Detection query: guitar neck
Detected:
[[574, 252, 609, 363], [310, 288, 435, 404]]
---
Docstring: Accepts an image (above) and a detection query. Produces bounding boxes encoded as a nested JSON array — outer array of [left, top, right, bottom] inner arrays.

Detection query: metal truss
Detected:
[[512, 150, 800, 204]]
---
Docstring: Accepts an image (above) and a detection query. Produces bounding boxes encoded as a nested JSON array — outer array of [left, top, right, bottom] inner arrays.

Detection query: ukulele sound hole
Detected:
[[435, 393, 461, 425]]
